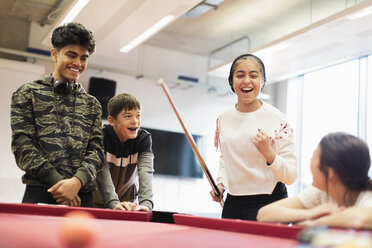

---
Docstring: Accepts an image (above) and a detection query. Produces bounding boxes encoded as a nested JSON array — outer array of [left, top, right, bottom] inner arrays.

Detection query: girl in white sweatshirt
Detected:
[[210, 54, 298, 220]]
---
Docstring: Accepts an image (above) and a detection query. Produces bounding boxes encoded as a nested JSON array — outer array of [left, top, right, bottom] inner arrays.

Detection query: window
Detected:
[[286, 76, 303, 195], [367, 56, 372, 177], [299, 60, 359, 189]]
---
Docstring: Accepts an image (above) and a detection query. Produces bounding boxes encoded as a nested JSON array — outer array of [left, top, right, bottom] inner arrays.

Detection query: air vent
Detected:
[[183, 0, 225, 18]]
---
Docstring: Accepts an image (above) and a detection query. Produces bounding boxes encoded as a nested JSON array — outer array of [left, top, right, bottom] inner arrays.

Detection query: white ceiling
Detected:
[[208, 0, 372, 83], [1, 0, 372, 84], [63, 0, 202, 58]]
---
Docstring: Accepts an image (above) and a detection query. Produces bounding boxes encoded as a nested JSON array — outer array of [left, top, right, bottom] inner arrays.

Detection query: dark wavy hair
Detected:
[[108, 93, 141, 118], [319, 132, 372, 204], [51, 22, 95, 54]]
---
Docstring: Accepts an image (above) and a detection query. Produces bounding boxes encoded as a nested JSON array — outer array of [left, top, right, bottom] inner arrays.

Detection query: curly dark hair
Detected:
[[51, 22, 95, 54]]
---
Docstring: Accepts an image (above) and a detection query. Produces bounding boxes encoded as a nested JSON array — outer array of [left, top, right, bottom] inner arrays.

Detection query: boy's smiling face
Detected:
[[51, 44, 89, 83], [108, 108, 141, 143]]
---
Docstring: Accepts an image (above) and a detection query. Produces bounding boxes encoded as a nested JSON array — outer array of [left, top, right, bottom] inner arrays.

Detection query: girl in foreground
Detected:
[[257, 132, 372, 229]]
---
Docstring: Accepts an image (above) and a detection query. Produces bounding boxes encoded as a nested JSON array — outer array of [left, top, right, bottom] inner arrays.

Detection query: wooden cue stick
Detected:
[[159, 79, 224, 207]]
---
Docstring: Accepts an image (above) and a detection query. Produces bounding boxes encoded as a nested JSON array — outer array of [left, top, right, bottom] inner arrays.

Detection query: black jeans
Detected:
[[22, 185, 93, 207], [222, 182, 288, 221]]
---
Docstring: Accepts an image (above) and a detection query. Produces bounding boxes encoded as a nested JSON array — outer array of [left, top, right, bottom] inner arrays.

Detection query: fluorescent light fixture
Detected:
[[347, 6, 372, 20], [217, 63, 231, 73], [41, 0, 90, 46], [120, 15, 175, 53], [255, 43, 289, 58], [59, 0, 90, 26], [208, 43, 289, 77], [274, 55, 351, 82], [206, 62, 231, 78]]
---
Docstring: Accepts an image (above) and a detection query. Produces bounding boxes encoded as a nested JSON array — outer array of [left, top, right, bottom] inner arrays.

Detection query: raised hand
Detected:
[[253, 128, 276, 164]]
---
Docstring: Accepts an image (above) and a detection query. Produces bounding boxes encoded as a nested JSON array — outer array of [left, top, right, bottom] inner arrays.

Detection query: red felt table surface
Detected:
[[0, 213, 299, 248], [0, 203, 299, 248]]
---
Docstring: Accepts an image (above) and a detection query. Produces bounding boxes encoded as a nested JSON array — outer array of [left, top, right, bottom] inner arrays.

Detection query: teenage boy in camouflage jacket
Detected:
[[10, 22, 104, 207]]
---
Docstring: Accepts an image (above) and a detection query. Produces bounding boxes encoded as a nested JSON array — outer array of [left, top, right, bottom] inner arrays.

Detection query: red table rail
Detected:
[[174, 213, 304, 239], [0, 202, 152, 222]]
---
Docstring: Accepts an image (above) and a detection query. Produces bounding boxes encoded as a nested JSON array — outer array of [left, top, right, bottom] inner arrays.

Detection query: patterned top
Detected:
[[11, 76, 104, 192], [298, 185, 372, 208]]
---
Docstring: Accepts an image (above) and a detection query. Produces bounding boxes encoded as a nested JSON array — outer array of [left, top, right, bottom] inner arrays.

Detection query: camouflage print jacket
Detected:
[[11, 76, 104, 192]]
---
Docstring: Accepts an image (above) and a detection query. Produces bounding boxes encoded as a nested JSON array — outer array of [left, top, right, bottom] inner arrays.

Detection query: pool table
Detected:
[[0, 202, 302, 248]]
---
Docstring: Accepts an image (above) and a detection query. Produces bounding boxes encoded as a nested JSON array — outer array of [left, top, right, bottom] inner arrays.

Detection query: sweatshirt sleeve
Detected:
[[216, 118, 227, 187], [268, 123, 298, 185], [75, 98, 104, 186], [138, 151, 154, 210], [216, 152, 227, 186], [11, 86, 64, 186], [96, 162, 120, 209]]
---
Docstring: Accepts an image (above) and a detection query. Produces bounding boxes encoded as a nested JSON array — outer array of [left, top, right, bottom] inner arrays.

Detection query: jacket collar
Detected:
[[38, 75, 85, 94]]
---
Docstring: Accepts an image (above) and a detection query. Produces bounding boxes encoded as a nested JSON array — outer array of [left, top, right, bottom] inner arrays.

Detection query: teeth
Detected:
[[242, 88, 252, 91], [70, 68, 79, 72]]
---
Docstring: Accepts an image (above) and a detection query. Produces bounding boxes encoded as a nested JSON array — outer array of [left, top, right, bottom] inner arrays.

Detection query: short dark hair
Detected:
[[108, 93, 141, 118], [228, 54, 266, 93], [319, 132, 372, 203], [51, 22, 95, 54]]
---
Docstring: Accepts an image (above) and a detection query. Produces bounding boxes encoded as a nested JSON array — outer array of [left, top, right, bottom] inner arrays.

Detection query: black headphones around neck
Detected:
[[48, 74, 77, 95]]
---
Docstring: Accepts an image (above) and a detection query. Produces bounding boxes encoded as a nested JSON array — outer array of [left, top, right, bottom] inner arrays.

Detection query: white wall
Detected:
[[0, 59, 46, 203], [0, 56, 235, 217]]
